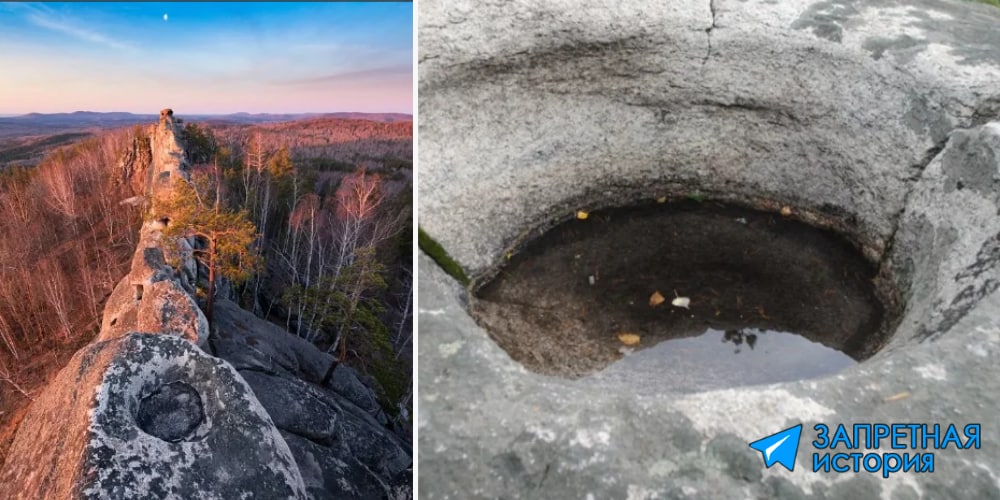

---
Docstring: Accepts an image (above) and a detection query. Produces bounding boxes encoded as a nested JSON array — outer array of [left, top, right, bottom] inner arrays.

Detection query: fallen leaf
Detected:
[[883, 391, 911, 402], [671, 297, 691, 309], [756, 305, 770, 319], [656, 196, 667, 203], [780, 206, 792, 217], [576, 210, 589, 220], [617, 333, 641, 346], [649, 291, 666, 307]]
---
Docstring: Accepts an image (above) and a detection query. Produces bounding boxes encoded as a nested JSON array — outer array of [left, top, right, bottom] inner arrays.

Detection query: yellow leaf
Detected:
[[756, 305, 770, 319], [780, 206, 792, 217], [656, 196, 667, 203], [671, 297, 691, 309], [649, 291, 666, 307], [883, 391, 911, 402], [617, 333, 641, 346], [576, 210, 589, 220]]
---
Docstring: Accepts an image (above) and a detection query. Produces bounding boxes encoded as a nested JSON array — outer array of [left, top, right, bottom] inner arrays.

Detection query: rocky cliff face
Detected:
[[0, 110, 411, 499]]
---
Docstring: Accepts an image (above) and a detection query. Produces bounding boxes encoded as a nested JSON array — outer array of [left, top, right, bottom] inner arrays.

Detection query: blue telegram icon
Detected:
[[749, 424, 802, 471]]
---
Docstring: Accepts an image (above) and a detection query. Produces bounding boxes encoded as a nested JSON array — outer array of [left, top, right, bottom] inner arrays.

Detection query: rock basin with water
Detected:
[[473, 201, 893, 383], [419, 0, 1000, 498]]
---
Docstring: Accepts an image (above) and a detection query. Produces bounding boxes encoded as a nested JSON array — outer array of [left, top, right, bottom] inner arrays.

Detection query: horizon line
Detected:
[[0, 110, 413, 117]]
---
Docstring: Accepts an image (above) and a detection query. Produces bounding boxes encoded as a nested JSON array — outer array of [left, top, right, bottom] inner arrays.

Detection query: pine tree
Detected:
[[160, 177, 259, 323]]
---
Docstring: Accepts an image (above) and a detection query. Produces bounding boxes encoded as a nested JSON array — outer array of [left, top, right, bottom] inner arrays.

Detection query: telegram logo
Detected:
[[748, 424, 802, 471], [750, 422, 979, 477]]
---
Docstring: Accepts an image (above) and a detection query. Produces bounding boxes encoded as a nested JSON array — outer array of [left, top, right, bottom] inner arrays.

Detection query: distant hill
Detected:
[[0, 111, 412, 169], [207, 116, 413, 173], [202, 112, 411, 124], [0, 111, 411, 139]]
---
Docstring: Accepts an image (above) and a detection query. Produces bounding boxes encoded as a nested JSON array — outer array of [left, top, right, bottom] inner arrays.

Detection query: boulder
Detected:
[[99, 223, 206, 347], [99, 276, 141, 340], [135, 280, 208, 346], [241, 370, 412, 498], [213, 299, 390, 425], [282, 431, 390, 500], [0, 333, 307, 499]]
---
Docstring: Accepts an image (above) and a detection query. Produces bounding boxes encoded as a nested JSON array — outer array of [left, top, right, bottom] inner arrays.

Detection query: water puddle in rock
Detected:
[[590, 328, 855, 394], [471, 200, 891, 390]]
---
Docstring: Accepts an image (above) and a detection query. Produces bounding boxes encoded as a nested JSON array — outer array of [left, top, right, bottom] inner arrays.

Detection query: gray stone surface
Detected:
[[420, 0, 1000, 272], [330, 364, 390, 426], [242, 370, 412, 499], [0, 334, 307, 500], [213, 299, 391, 425], [213, 297, 413, 496], [419, 1, 1000, 498]]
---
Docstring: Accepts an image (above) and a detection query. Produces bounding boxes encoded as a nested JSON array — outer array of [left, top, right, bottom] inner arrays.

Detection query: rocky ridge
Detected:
[[0, 109, 411, 499]]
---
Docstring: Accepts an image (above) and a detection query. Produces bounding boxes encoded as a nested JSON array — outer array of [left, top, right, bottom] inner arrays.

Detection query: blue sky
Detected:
[[0, 2, 412, 114]]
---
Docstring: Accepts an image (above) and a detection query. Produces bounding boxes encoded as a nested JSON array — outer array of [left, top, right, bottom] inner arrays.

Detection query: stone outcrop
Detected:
[[0, 334, 307, 499], [419, 0, 1000, 498], [212, 298, 413, 498], [99, 111, 203, 347], [0, 111, 411, 499]]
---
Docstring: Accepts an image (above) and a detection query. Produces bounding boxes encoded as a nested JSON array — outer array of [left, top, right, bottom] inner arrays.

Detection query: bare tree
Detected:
[[38, 154, 79, 222], [0, 356, 33, 401], [393, 266, 412, 360], [0, 313, 18, 360], [39, 262, 72, 343]]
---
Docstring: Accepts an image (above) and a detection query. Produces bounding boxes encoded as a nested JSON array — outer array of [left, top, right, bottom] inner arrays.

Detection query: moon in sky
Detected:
[[163, 13, 168, 21]]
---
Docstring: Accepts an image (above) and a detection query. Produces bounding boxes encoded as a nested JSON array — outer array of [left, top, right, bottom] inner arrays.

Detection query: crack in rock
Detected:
[[701, 0, 717, 72]]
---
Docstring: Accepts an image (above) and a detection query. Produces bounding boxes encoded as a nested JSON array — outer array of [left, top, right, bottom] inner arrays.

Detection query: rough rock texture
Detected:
[[148, 109, 190, 211], [0, 334, 306, 500], [213, 299, 413, 497], [99, 113, 204, 347], [212, 300, 393, 426], [419, 1, 1000, 498], [242, 372, 412, 499], [135, 280, 206, 343], [420, 0, 1000, 270], [1, 111, 411, 498]]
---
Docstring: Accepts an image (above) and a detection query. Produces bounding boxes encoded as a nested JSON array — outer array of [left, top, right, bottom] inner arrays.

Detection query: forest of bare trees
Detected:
[[209, 118, 412, 173], [185, 122, 414, 419], [0, 128, 146, 465], [0, 128, 144, 366]]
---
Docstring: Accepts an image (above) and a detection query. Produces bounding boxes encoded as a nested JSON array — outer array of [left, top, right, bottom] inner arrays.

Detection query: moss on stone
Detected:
[[419, 228, 470, 286]]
